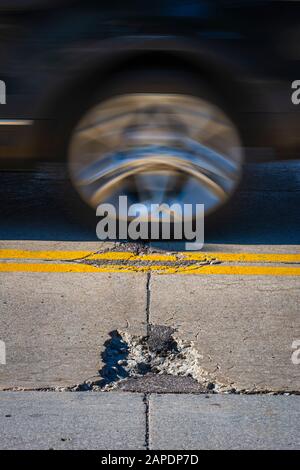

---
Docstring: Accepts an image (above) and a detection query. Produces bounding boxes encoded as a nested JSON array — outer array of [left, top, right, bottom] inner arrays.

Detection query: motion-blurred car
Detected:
[[0, 0, 299, 220]]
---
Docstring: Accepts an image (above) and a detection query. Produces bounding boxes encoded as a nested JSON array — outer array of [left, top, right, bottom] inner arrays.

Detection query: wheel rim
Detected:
[[68, 94, 243, 221]]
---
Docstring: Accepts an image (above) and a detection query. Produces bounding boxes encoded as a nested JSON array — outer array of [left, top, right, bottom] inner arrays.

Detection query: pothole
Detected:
[[73, 325, 226, 393]]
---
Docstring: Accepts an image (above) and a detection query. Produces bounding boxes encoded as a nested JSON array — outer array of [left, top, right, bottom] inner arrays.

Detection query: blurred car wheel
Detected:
[[67, 70, 243, 223]]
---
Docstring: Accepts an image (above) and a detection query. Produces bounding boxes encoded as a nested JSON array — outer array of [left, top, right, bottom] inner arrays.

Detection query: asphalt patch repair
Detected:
[[73, 325, 222, 393]]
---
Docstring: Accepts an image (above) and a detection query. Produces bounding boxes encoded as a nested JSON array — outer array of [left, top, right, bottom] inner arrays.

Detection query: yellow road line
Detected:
[[0, 249, 98, 260], [0, 249, 177, 262], [0, 262, 299, 276], [184, 252, 300, 263], [175, 265, 300, 276], [0, 249, 299, 263]]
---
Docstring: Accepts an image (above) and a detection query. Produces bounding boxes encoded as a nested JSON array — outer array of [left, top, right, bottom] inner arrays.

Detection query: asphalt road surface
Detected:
[[0, 161, 299, 449]]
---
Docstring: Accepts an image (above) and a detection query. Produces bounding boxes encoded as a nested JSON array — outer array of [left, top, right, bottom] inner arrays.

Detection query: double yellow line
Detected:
[[0, 249, 299, 276]]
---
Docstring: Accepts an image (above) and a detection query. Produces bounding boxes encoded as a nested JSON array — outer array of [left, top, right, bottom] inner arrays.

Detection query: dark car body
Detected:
[[0, 0, 300, 164]]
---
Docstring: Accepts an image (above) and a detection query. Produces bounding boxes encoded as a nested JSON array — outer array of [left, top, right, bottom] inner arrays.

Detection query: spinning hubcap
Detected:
[[68, 94, 243, 220]]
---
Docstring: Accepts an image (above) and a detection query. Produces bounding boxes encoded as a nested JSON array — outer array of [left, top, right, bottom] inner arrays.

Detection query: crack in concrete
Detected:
[[38, 242, 219, 268], [146, 272, 151, 336], [143, 393, 150, 450], [36, 243, 300, 269], [75, 258, 213, 268]]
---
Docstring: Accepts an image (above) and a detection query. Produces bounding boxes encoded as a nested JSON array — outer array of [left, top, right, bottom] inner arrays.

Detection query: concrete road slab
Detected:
[[150, 394, 300, 450], [0, 392, 145, 450], [150, 275, 300, 391], [0, 273, 147, 389]]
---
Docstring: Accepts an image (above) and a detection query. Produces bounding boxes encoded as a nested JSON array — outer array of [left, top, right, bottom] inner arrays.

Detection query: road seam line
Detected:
[[143, 393, 150, 451]]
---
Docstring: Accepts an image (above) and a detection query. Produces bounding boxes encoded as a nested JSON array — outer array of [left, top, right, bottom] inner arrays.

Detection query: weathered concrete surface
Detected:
[[150, 275, 300, 391], [0, 392, 145, 450], [0, 273, 147, 389], [150, 394, 300, 450]]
